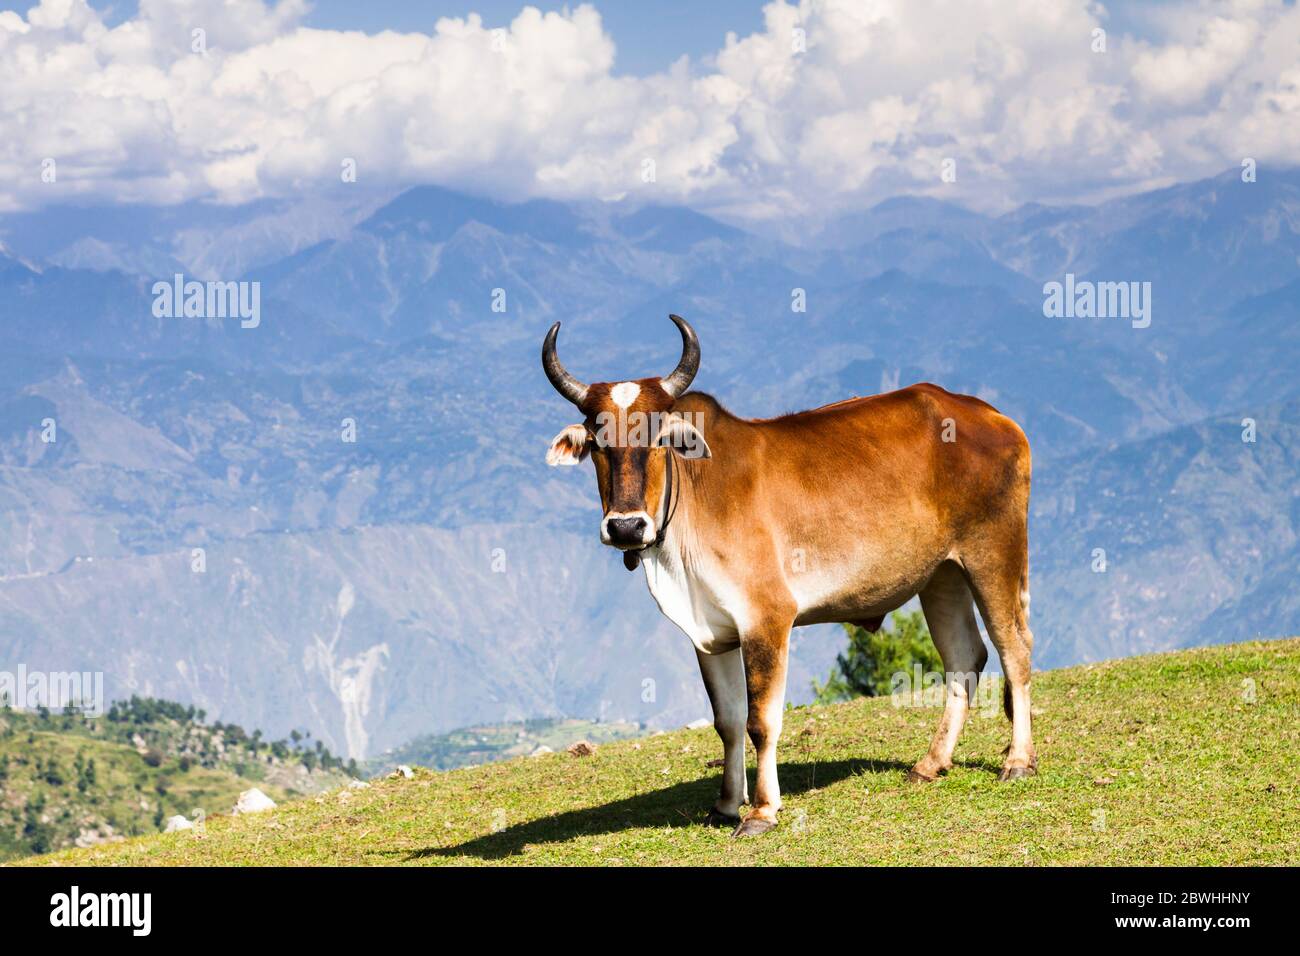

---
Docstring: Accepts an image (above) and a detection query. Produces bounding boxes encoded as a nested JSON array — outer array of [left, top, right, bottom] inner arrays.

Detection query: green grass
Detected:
[[0, 726, 299, 861], [0, 702, 350, 861], [20, 639, 1300, 866]]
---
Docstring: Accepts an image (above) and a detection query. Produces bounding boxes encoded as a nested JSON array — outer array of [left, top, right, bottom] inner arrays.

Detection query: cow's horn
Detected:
[[542, 322, 589, 406], [660, 314, 700, 398]]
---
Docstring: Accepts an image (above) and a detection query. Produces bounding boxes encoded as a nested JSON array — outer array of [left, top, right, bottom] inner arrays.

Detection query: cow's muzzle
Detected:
[[601, 511, 656, 549]]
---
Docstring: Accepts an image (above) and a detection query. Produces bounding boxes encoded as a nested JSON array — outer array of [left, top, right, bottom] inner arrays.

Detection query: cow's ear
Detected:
[[656, 414, 711, 460], [546, 424, 591, 466]]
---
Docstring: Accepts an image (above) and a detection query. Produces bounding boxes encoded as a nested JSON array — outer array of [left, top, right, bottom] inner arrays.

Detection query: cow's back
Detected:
[[671, 385, 1030, 624]]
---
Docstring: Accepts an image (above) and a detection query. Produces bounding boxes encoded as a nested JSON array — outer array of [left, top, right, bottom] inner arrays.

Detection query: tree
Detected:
[[43, 757, 65, 786], [813, 610, 944, 703], [23, 793, 52, 855]]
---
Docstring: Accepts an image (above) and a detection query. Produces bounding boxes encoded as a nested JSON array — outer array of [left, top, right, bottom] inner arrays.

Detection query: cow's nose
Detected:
[[606, 516, 648, 545]]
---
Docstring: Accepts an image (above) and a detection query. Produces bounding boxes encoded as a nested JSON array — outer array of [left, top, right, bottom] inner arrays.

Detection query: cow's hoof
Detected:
[[706, 809, 741, 828], [998, 764, 1037, 782], [906, 768, 939, 783], [731, 816, 777, 838]]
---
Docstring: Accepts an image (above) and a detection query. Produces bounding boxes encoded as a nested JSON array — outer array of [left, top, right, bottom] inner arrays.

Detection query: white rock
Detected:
[[391, 765, 415, 779], [529, 745, 553, 757], [164, 815, 194, 832], [348, 779, 370, 790], [232, 788, 276, 815], [685, 718, 712, 730]]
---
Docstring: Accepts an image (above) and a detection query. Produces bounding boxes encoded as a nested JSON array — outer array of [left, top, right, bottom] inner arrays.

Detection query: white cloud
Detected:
[[1131, 15, 1256, 105], [0, 0, 1298, 218]]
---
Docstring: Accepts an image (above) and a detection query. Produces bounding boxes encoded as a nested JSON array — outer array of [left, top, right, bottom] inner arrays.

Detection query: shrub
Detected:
[[813, 610, 943, 703]]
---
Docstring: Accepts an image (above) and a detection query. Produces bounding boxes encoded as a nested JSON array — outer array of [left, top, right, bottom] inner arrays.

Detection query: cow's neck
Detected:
[[638, 449, 746, 655], [643, 425, 721, 568]]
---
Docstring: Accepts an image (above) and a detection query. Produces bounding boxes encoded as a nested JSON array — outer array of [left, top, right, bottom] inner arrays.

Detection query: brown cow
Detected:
[[544, 315, 1036, 837]]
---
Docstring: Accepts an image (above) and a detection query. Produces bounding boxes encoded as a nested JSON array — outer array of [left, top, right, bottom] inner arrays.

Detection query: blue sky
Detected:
[[299, 0, 1199, 64], [1, 0, 769, 73], [0, 0, 1188, 74], [304, 1, 768, 75]]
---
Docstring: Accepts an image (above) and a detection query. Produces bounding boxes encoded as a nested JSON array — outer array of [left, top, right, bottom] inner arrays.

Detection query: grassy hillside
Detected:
[[20, 639, 1299, 867], [0, 698, 351, 861]]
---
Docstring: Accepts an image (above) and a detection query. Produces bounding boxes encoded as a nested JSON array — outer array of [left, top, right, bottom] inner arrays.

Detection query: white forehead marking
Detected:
[[610, 381, 640, 408]]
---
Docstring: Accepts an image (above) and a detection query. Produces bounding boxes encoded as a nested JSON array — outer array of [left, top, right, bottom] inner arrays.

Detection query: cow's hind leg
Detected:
[[696, 646, 748, 824], [965, 552, 1036, 780], [908, 562, 988, 782]]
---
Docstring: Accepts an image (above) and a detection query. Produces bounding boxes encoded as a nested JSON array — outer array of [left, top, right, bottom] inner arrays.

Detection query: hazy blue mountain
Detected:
[[1190, 278, 1300, 410], [1044, 169, 1300, 326], [1029, 399, 1300, 666], [0, 193, 393, 281], [0, 167, 1296, 758]]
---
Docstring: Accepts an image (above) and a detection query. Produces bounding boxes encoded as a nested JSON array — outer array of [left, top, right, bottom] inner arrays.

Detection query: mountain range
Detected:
[[0, 167, 1296, 758]]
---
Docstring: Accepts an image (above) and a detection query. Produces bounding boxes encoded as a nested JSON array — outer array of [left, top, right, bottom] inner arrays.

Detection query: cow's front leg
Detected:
[[696, 647, 748, 825], [734, 613, 793, 838]]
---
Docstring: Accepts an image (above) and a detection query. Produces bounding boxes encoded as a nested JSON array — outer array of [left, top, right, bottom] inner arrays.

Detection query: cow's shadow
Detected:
[[403, 757, 922, 861]]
